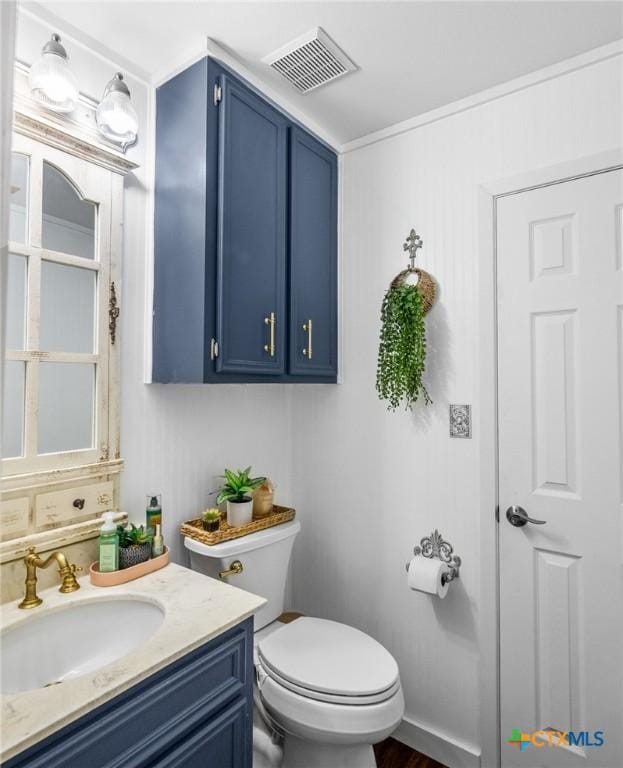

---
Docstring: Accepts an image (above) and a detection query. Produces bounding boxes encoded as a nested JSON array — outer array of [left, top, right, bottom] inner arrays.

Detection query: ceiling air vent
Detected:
[[262, 27, 357, 94]]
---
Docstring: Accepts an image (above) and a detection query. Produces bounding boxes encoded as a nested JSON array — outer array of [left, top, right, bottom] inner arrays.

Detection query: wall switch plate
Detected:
[[449, 404, 472, 438]]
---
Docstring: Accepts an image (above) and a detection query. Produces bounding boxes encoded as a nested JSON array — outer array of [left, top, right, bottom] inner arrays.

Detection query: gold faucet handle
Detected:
[[59, 562, 82, 593]]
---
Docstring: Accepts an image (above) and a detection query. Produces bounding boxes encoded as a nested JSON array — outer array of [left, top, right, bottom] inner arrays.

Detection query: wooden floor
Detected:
[[374, 738, 447, 768]]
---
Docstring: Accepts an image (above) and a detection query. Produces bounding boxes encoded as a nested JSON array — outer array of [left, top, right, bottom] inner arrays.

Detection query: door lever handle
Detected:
[[506, 505, 547, 528]]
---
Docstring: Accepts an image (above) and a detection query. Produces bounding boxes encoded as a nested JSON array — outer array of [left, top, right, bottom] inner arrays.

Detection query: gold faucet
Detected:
[[19, 547, 81, 609]]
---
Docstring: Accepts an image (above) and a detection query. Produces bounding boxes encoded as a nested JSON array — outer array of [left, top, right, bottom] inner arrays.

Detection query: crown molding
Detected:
[[341, 38, 623, 154]]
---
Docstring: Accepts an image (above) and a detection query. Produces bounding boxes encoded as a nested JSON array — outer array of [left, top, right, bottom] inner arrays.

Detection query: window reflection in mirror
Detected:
[[42, 162, 96, 260], [5, 253, 27, 350], [9, 153, 28, 244], [3, 145, 105, 471], [38, 363, 95, 455], [40, 261, 96, 354], [2, 362, 25, 458]]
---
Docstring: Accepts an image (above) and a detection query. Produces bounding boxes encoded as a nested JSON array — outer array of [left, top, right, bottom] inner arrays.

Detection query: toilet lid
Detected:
[[257, 617, 399, 701]]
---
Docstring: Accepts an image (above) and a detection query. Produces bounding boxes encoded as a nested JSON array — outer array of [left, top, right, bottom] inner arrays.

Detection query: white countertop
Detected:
[[0, 562, 265, 762]]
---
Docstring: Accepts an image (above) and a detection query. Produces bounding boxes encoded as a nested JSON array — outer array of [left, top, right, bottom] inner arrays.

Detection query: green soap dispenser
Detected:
[[146, 494, 162, 537], [99, 512, 119, 572]]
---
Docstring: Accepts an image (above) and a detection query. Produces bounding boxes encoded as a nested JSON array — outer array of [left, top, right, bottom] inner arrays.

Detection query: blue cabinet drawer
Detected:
[[5, 620, 253, 768], [148, 698, 248, 768]]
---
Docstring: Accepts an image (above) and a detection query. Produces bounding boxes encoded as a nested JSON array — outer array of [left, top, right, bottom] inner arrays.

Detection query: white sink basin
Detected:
[[1, 598, 165, 695]]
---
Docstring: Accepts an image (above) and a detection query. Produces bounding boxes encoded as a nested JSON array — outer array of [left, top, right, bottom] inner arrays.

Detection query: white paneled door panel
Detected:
[[498, 169, 623, 768]]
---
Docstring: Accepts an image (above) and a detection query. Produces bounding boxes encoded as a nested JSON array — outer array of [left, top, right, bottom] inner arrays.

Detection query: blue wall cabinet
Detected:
[[153, 57, 338, 383], [289, 127, 338, 377], [153, 58, 211, 384], [5, 619, 253, 768]]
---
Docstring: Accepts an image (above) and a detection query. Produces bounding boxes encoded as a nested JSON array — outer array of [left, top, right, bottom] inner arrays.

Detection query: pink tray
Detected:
[[89, 547, 170, 587]]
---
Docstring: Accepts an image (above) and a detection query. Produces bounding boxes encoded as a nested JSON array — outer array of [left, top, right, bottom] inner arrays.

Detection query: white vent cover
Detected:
[[262, 27, 357, 94]]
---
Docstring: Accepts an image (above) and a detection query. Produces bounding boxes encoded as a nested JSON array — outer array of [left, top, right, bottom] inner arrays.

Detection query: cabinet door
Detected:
[[149, 699, 249, 768], [289, 127, 338, 378], [216, 74, 288, 375]]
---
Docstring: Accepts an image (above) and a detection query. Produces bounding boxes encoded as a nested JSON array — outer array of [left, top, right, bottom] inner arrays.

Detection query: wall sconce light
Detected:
[[96, 73, 138, 149], [28, 33, 79, 113]]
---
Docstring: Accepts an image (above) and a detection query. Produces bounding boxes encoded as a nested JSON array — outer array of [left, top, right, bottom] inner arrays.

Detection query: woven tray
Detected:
[[181, 505, 295, 546]]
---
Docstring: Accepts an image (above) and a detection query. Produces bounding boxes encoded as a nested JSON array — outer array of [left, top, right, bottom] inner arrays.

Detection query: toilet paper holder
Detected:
[[406, 529, 461, 585]]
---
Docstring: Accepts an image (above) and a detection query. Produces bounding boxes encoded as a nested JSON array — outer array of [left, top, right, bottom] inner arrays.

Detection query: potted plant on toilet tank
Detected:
[[217, 466, 265, 527]]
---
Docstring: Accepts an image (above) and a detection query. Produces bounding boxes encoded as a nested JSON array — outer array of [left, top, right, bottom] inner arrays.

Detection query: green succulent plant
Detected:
[[216, 467, 265, 504], [117, 523, 151, 548], [376, 283, 431, 411], [203, 507, 221, 522]]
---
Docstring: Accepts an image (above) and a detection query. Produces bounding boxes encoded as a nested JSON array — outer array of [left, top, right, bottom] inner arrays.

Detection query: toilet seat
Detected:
[[257, 617, 400, 706], [258, 658, 401, 705]]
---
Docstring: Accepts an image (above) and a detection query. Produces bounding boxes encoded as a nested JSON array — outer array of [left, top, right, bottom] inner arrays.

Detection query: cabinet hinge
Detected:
[[211, 338, 219, 359], [213, 84, 222, 105]]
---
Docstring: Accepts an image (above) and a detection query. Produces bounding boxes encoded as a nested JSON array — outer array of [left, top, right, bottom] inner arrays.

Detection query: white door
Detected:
[[498, 168, 623, 768]]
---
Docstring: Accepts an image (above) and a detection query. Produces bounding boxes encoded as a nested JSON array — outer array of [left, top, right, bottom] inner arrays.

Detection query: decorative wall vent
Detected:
[[262, 27, 357, 94]]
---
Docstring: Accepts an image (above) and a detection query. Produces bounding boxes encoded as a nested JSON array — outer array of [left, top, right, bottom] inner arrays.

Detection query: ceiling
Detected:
[[26, 1, 623, 145]]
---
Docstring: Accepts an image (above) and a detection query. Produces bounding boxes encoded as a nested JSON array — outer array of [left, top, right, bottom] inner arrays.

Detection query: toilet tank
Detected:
[[184, 520, 300, 630]]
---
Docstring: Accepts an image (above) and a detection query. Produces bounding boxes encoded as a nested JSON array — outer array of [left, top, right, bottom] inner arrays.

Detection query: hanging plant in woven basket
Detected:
[[376, 230, 436, 411]]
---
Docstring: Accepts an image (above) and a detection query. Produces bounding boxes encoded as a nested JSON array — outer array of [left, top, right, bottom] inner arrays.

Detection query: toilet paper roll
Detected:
[[407, 556, 450, 598]]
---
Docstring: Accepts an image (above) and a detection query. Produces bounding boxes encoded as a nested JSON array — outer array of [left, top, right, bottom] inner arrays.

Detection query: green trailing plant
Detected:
[[376, 283, 431, 411], [216, 467, 265, 504], [117, 523, 151, 548]]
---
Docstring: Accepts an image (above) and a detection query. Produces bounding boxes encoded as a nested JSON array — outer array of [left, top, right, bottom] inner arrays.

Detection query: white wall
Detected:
[[291, 54, 623, 763], [14, 10, 294, 565]]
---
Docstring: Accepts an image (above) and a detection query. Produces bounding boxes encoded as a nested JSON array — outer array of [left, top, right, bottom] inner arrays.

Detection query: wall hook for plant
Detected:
[[376, 227, 437, 410], [391, 228, 436, 314], [403, 228, 423, 269]]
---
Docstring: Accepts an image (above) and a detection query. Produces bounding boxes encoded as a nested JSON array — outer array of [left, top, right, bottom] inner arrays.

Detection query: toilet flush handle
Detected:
[[218, 560, 244, 579]]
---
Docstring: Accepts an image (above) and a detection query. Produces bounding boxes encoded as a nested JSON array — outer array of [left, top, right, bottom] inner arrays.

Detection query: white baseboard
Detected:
[[393, 716, 481, 768]]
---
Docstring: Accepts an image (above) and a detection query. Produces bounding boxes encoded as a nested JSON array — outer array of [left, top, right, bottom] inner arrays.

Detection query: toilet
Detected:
[[184, 520, 405, 768]]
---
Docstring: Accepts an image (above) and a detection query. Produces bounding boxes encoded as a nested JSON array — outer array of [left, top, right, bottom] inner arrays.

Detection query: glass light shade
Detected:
[[96, 74, 138, 147], [29, 35, 78, 113]]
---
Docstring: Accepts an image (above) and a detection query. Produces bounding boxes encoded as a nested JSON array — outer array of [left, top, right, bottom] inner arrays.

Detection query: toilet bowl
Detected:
[[184, 520, 404, 767]]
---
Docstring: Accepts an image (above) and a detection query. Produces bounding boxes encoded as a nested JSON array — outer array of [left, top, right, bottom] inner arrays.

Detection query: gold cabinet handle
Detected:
[[218, 560, 244, 579], [264, 312, 276, 357], [302, 319, 313, 360]]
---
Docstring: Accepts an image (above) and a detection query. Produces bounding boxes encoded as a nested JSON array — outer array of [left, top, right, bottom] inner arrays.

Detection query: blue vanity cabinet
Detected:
[[4, 619, 253, 768], [153, 56, 338, 383], [216, 74, 288, 376], [288, 127, 338, 378]]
